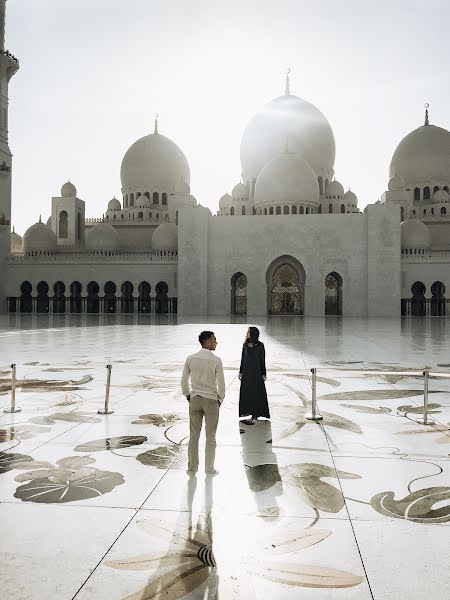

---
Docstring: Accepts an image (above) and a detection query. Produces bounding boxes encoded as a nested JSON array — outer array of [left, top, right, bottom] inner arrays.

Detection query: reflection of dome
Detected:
[[388, 173, 405, 191], [152, 222, 178, 250], [326, 180, 344, 199], [240, 92, 335, 182], [23, 220, 57, 252], [232, 182, 249, 201], [11, 228, 23, 253], [121, 131, 190, 193], [433, 189, 449, 203], [254, 152, 320, 207], [390, 124, 450, 184], [219, 193, 232, 209], [107, 197, 121, 211], [61, 181, 76, 197], [400, 219, 431, 249], [86, 223, 120, 251]]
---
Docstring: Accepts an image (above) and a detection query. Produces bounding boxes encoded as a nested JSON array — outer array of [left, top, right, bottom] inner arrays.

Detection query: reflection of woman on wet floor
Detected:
[[239, 326, 270, 425]]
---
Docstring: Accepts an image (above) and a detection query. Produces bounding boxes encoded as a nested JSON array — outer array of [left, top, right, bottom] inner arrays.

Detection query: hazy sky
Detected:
[[6, 0, 450, 233]]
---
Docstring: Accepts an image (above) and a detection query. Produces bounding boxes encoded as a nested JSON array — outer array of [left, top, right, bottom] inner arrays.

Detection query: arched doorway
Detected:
[[411, 281, 426, 316], [231, 272, 247, 314], [53, 281, 66, 313], [138, 282, 151, 313], [20, 281, 32, 313], [155, 281, 169, 313], [267, 257, 305, 315], [121, 281, 134, 313], [325, 272, 343, 316], [70, 282, 82, 313], [86, 281, 100, 313], [431, 281, 446, 316], [104, 281, 117, 313], [36, 281, 49, 313]]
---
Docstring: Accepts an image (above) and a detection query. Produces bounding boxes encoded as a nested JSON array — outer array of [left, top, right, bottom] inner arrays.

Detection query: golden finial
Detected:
[[154, 113, 159, 134], [424, 103, 430, 126], [285, 68, 291, 95]]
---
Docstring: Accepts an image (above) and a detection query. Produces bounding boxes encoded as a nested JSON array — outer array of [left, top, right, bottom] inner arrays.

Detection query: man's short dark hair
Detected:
[[199, 331, 214, 346]]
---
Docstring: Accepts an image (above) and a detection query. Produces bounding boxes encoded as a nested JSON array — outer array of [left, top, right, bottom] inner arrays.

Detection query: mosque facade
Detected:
[[1, 2, 450, 318]]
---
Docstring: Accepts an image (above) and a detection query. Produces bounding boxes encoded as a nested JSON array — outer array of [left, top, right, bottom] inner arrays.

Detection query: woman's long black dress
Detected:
[[239, 342, 270, 419]]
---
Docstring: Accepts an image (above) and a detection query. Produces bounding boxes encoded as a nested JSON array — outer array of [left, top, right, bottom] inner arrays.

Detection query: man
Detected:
[[181, 331, 225, 476]]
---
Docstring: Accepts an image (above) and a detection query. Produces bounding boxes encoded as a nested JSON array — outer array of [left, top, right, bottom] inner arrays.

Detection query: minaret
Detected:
[[0, 0, 19, 312]]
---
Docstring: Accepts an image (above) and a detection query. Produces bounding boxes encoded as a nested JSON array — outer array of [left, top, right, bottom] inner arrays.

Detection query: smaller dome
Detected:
[[326, 180, 344, 198], [23, 220, 57, 252], [388, 173, 405, 191], [152, 222, 178, 250], [11, 228, 23, 253], [343, 189, 358, 204], [219, 193, 232, 209], [433, 189, 449, 203], [400, 219, 431, 249], [46, 217, 51, 227], [135, 194, 151, 208], [232, 182, 249, 201], [107, 197, 121, 211], [86, 222, 120, 251], [175, 179, 190, 195], [61, 181, 77, 197], [254, 153, 320, 207]]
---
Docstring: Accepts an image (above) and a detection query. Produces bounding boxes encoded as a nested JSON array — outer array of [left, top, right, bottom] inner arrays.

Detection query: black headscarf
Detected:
[[246, 326, 260, 344]]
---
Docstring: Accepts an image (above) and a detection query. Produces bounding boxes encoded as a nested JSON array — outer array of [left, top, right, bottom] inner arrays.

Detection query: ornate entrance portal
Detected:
[[231, 272, 247, 315], [269, 263, 302, 315]]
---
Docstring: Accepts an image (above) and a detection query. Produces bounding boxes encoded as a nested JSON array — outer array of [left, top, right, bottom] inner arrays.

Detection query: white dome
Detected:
[[219, 193, 232, 209], [175, 178, 190, 195], [46, 217, 51, 227], [388, 173, 405, 191], [400, 219, 431, 249], [343, 189, 357, 204], [240, 93, 335, 183], [10, 229, 22, 253], [61, 181, 76, 197], [121, 132, 190, 193], [326, 180, 344, 199], [107, 197, 121, 211], [232, 182, 249, 201], [23, 220, 57, 252], [433, 189, 449, 203], [390, 124, 450, 185], [135, 194, 151, 208], [152, 222, 178, 250], [254, 152, 320, 207], [86, 222, 120, 251]]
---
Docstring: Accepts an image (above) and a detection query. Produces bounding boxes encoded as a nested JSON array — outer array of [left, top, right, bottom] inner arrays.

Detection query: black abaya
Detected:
[[239, 342, 270, 418]]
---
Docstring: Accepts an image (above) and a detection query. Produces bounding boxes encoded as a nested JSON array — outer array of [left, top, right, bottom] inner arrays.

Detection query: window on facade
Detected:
[[283, 206, 289, 214], [242, 205, 246, 215], [340, 204, 345, 213], [306, 207, 310, 214], [59, 210, 68, 238], [276, 206, 281, 215], [414, 188, 420, 202], [162, 193, 167, 205], [130, 193, 134, 206], [138, 212, 143, 219], [269, 207, 274, 215], [292, 206, 297, 214], [230, 207, 234, 215], [153, 192, 159, 204], [441, 206, 447, 215], [300, 206, 304, 214], [423, 187, 431, 201], [329, 204, 333, 213]]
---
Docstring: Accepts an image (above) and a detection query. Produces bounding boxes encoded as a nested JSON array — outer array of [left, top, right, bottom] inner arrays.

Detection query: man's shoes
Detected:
[[186, 469, 197, 476], [205, 469, 219, 476]]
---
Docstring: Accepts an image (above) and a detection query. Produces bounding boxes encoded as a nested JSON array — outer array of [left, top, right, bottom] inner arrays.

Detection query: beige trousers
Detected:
[[188, 395, 220, 473]]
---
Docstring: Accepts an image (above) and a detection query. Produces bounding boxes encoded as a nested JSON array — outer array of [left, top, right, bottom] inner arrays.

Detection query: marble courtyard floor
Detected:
[[1, 314, 450, 599]]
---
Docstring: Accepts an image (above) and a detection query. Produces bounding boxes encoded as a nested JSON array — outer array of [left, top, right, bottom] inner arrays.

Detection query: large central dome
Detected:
[[240, 92, 336, 183], [121, 131, 190, 194]]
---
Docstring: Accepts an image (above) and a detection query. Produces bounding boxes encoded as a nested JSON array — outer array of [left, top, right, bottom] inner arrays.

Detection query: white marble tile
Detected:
[[0, 503, 134, 600]]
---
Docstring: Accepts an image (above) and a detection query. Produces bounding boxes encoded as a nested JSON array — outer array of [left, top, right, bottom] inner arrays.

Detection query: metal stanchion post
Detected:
[[98, 364, 114, 415], [306, 368, 323, 422], [4, 363, 21, 413], [416, 369, 434, 425]]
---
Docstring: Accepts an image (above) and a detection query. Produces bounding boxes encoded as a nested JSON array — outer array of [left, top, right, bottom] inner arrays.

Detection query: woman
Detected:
[[239, 326, 270, 424]]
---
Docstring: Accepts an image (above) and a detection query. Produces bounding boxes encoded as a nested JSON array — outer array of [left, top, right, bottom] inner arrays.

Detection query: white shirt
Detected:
[[181, 348, 225, 402]]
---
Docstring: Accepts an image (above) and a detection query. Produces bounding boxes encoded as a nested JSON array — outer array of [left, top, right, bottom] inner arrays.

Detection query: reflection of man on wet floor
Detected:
[[181, 331, 225, 476]]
